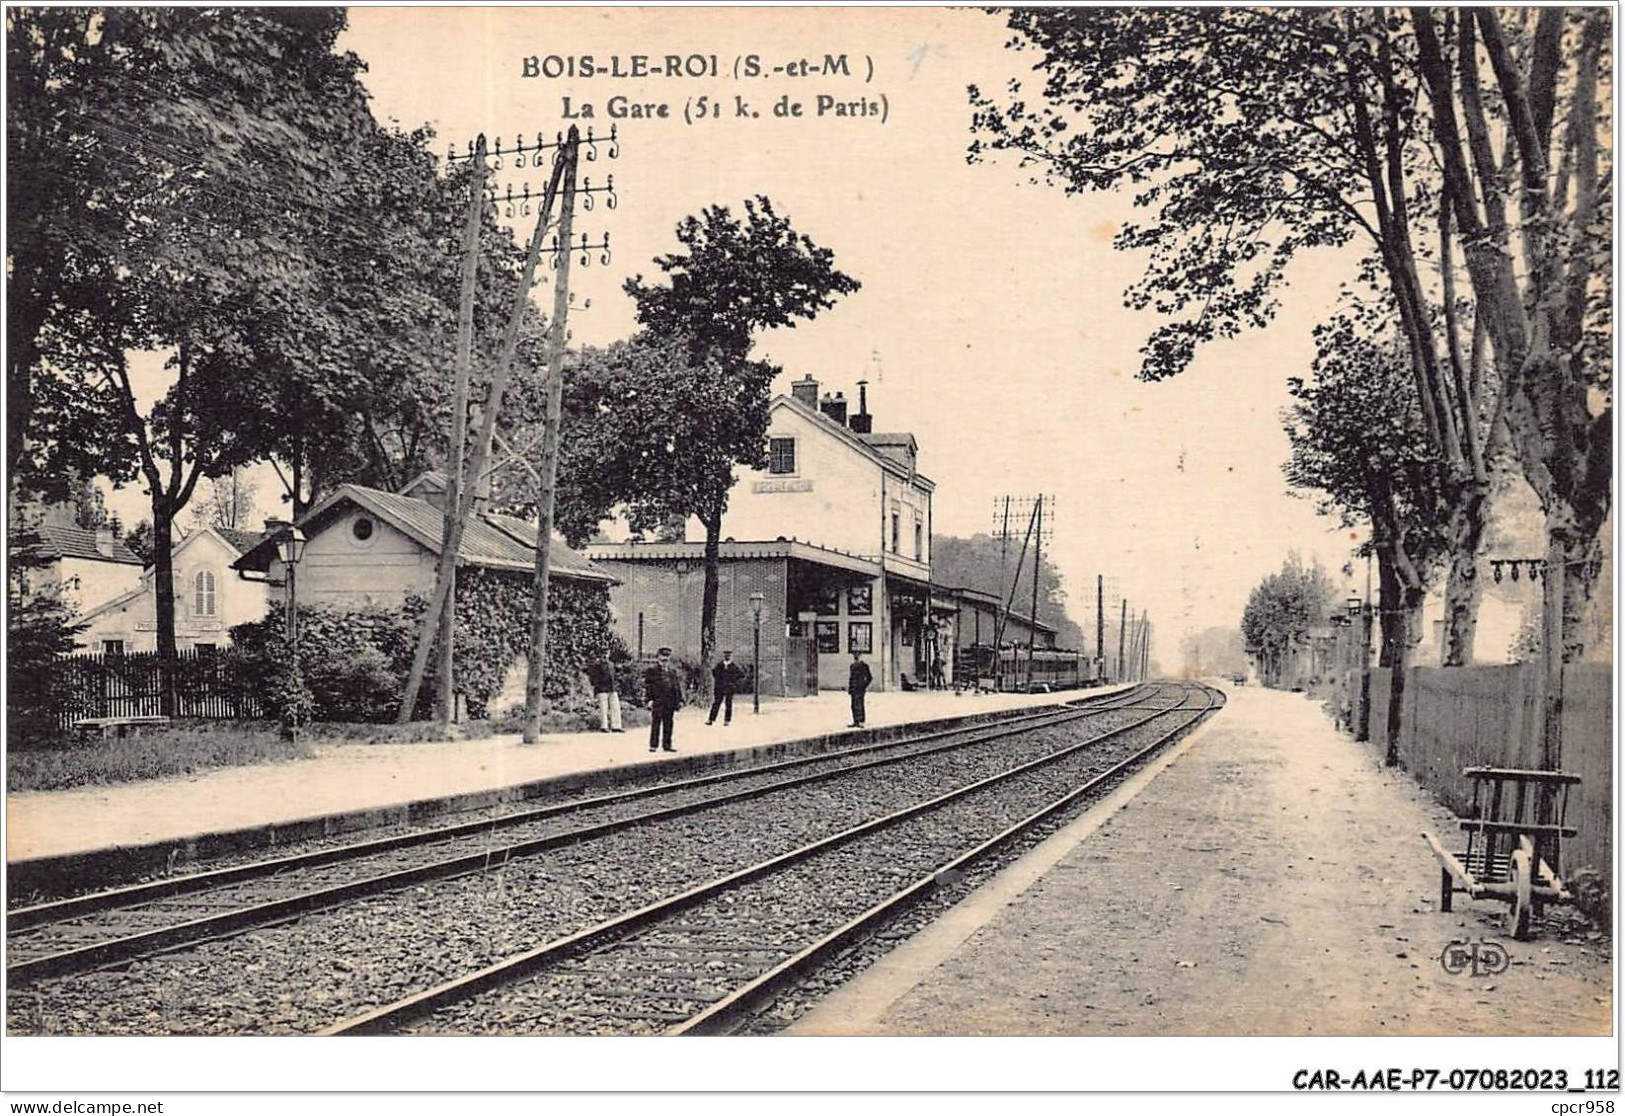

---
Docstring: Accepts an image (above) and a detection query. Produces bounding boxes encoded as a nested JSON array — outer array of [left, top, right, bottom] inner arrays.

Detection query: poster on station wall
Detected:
[[7, 4, 1613, 1107]]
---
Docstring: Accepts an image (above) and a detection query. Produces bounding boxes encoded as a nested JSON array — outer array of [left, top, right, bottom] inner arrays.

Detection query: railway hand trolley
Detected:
[[1422, 766, 1580, 940]]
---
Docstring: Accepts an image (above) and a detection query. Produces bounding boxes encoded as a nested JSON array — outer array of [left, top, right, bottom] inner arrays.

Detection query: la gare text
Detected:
[[561, 94, 883, 121]]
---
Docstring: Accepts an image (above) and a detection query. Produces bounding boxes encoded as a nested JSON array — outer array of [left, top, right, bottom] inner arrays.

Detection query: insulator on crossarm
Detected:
[[585, 126, 597, 160], [605, 174, 616, 209], [607, 124, 619, 159]]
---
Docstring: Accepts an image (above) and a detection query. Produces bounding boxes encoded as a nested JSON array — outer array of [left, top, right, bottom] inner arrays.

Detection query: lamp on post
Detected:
[[275, 523, 307, 741], [1349, 595, 1373, 743], [748, 592, 765, 714]]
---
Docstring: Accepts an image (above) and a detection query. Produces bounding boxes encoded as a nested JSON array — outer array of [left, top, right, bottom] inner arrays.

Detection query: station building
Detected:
[[588, 376, 955, 695]]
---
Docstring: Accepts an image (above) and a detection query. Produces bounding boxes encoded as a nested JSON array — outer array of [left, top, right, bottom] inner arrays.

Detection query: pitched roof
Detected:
[[232, 484, 614, 584], [215, 528, 265, 555], [27, 523, 144, 565], [480, 513, 618, 583], [773, 395, 934, 492]]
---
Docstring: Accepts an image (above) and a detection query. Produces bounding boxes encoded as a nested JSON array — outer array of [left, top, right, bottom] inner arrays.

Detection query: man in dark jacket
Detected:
[[586, 651, 624, 733], [644, 647, 683, 753], [847, 650, 873, 727], [708, 650, 745, 726]]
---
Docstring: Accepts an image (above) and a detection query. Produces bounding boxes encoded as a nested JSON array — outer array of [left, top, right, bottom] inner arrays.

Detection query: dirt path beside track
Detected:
[[795, 686, 1612, 1036]]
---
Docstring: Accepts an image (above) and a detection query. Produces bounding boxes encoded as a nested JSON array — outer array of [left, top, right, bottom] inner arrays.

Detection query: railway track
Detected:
[[336, 681, 1221, 1036], [7, 684, 1159, 986]]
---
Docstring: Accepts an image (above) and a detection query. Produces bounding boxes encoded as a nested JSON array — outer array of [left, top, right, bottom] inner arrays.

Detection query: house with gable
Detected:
[[77, 525, 270, 655], [588, 374, 957, 694], [230, 473, 615, 611]]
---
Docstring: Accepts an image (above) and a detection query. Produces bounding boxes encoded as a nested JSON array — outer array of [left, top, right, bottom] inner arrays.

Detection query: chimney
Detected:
[[95, 527, 114, 558], [790, 373, 820, 408], [819, 390, 848, 426], [849, 379, 873, 434]]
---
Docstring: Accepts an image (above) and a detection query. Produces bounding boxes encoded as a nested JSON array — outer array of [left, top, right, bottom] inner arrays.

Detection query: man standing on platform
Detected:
[[587, 650, 625, 733], [708, 650, 745, 726], [645, 647, 683, 753], [847, 650, 873, 727]]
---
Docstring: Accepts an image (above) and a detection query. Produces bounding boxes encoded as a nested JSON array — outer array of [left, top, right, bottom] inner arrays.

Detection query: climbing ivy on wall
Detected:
[[232, 571, 619, 722]]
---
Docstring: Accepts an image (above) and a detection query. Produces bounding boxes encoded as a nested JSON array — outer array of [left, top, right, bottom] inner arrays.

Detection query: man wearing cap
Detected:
[[644, 647, 684, 753], [708, 650, 745, 726]]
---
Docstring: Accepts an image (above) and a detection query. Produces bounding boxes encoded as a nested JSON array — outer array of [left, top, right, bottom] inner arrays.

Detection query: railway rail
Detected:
[[346, 681, 1221, 1036], [7, 685, 1157, 986]]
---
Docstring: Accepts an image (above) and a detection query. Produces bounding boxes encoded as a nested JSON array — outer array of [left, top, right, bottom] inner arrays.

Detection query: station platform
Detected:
[[4, 686, 1120, 874], [789, 683, 1612, 1037]]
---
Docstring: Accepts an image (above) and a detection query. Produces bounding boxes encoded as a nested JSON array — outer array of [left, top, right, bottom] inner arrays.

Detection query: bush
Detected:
[[7, 527, 86, 747], [1569, 866, 1609, 928], [306, 643, 401, 723], [613, 657, 648, 707]]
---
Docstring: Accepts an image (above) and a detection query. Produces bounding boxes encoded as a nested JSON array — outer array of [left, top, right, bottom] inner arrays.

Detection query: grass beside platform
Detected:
[[8, 700, 658, 792], [8, 721, 316, 793]]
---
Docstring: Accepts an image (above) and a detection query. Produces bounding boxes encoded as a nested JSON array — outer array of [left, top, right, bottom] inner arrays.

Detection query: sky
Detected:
[[107, 7, 1371, 658]]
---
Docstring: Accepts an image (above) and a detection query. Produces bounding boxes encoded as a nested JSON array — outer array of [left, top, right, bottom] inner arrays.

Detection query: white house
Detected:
[[23, 523, 145, 615], [77, 526, 270, 655]]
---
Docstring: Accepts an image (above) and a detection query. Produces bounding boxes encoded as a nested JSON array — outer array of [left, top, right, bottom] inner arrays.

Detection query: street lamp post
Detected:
[[1347, 595, 1371, 743], [748, 591, 765, 714], [276, 524, 307, 742]]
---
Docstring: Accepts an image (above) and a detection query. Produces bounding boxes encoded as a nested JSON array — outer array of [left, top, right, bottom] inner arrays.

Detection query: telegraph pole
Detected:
[[1026, 495, 1043, 692], [995, 496, 1011, 653], [1139, 611, 1151, 681], [522, 129, 583, 744], [408, 134, 485, 729], [397, 126, 617, 725], [1096, 574, 1105, 681], [992, 501, 1039, 688], [1118, 598, 1128, 683]]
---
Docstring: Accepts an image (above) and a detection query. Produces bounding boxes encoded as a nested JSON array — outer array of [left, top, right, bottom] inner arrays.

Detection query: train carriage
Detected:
[[958, 644, 1096, 692]]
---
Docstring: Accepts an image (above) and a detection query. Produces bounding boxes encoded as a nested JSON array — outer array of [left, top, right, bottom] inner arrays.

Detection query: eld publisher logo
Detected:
[[1439, 939, 1510, 977]]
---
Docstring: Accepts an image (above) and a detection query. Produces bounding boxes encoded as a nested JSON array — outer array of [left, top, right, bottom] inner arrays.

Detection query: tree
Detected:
[[929, 533, 1087, 650], [1240, 554, 1335, 688], [1285, 302, 1452, 745], [190, 468, 259, 532], [623, 197, 860, 675], [122, 519, 155, 567], [966, 8, 1587, 667], [8, 512, 87, 743]]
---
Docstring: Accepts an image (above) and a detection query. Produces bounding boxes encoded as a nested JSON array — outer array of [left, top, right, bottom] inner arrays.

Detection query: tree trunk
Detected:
[[1440, 485, 1489, 666], [151, 501, 178, 717], [1376, 550, 1401, 668], [1383, 603, 1410, 767], [699, 505, 722, 692]]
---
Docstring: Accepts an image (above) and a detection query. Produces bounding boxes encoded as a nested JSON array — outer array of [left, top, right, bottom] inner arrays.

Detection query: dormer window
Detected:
[[769, 437, 797, 475]]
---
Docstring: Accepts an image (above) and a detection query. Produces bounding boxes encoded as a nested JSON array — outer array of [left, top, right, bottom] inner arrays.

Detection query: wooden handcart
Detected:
[[1422, 766, 1580, 941]]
